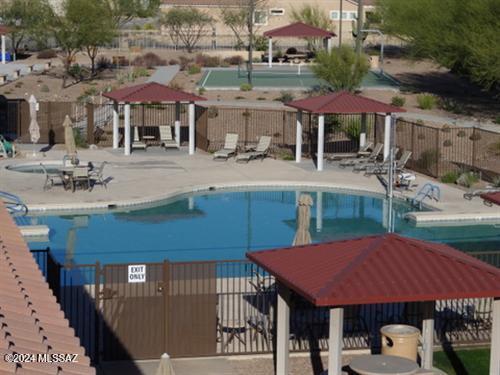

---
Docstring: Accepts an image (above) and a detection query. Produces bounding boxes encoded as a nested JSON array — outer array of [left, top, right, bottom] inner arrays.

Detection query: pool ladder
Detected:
[[0, 191, 28, 216], [410, 183, 440, 209]]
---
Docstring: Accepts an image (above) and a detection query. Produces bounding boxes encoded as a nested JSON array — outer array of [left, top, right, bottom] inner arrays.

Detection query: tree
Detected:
[[104, 0, 161, 28], [290, 4, 335, 52], [312, 46, 369, 91], [0, 0, 52, 59], [161, 8, 212, 53]]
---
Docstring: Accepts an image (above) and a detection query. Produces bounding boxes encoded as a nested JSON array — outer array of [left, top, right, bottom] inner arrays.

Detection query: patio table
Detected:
[[61, 166, 90, 192], [349, 355, 419, 375]]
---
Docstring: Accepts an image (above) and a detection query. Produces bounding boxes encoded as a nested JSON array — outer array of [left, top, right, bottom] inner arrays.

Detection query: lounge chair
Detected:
[[463, 187, 500, 200], [364, 150, 412, 176], [132, 126, 147, 151], [40, 163, 62, 191], [327, 142, 374, 162], [89, 161, 108, 191], [159, 125, 178, 149], [352, 147, 399, 173], [339, 143, 383, 168], [236, 136, 272, 163], [214, 133, 239, 160]]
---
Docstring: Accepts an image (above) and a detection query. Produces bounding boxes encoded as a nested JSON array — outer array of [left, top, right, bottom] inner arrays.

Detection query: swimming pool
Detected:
[[24, 189, 500, 265]]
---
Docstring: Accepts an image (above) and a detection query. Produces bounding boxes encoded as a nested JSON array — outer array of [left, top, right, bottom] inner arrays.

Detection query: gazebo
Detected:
[[263, 22, 336, 68], [0, 25, 9, 64], [103, 82, 206, 156], [285, 91, 406, 171], [248, 233, 500, 375]]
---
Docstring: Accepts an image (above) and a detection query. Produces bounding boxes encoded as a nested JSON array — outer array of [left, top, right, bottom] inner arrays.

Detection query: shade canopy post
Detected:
[[421, 301, 435, 370], [268, 37, 273, 68], [383, 113, 391, 160], [317, 114, 325, 171], [295, 110, 302, 163], [124, 104, 131, 155], [188, 102, 195, 155], [316, 191, 323, 232], [326, 37, 333, 52], [360, 113, 367, 147], [175, 101, 181, 148], [276, 283, 290, 375], [328, 307, 344, 375], [491, 298, 500, 375], [112, 102, 119, 149], [1, 35, 5, 64]]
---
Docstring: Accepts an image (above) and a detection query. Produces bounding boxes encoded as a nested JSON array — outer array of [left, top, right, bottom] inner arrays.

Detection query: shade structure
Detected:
[[155, 353, 175, 375], [63, 115, 77, 156], [248, 233, 500, 306], [292, 194, 313, 246], [103, 82, 206, 104], [28, 95, 40, 145], [263, 22, 336, 38]]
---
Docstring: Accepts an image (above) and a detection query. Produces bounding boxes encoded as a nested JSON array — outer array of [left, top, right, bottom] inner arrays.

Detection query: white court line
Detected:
[[200, 70, 212, 88]]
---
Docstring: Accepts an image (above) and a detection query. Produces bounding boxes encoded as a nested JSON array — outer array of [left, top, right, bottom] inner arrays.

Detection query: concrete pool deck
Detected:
[[0, 147, 498, 224]]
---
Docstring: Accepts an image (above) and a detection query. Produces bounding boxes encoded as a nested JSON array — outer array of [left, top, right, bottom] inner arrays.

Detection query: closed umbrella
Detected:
[[28, 95, 40, 156], [155, 353, 175, 375], [63, 115, 77, 156], [292, 193, 313, 246]]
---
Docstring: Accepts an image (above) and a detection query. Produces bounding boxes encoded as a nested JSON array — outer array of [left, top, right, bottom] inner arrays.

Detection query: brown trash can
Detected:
[[381, 324, 420, 361]]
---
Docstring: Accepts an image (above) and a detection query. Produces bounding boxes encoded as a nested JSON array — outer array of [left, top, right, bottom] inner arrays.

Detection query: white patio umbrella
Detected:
[[28, 95, 40, 156], [155, 353, 175, 375], [292, 193, 313, 246], [63, 115, 77, 156]]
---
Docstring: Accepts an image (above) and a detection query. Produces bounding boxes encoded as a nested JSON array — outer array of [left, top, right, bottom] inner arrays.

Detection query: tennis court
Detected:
[[199, 66, 400, 90]]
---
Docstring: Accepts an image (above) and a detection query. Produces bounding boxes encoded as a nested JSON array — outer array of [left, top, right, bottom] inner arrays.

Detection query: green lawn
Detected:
[[434, 348, 490, 375]]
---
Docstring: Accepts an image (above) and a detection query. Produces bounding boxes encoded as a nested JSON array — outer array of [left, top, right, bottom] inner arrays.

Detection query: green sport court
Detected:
[[198, 66, 400, 90]]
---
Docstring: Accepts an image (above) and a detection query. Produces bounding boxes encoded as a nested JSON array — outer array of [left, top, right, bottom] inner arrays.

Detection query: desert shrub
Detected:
[[240, 83, 252, 91], [168, 59, 179, 66], [132, 67, 150, 78], [391, 95, 406, 107], [416, 94, 437, 110], [286, 47, 298, 55], [274, 91, 295, 103], [495, 116, 500, 125], [345, 118, 363, 140], [187, 64, 201, 75], [40, 84, 50, 93], [416, 148, 439, 174], [439, 97, 464, 114], [254, 36, 268, 51], [492, 176, 500, 187], [73, 129, 88, 148], [96, 56, 112, 70], [132, 52, 166, 69], [198, 87, 206, 95], [457, 130, 466, 137], [442, 139, 453, 147], [441, 125, 451, 133], [179, 56, 194, 71], [37, 49, 57, 59], [235, 96, 245, 99], [257, 97, 266, 101], [195, 53, 221, 67], [168, 82, 184, 91], [14, 81, 23, 88], [469, 132, 481, 141], [207, 106, 218, 118], [457, 171, 479, 188], [488, 141, 500, 156], [441, 170, 460, 184], [223, 55, 243, 66], [68, 64, 84, 80]]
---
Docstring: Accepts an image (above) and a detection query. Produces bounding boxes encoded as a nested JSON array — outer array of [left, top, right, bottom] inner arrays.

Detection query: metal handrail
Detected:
[[0, 191, 28, 216], [411, 183, 441, 208]]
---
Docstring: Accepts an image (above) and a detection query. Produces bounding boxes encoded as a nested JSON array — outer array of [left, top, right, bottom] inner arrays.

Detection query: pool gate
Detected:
[[31, 249, 496, 364]]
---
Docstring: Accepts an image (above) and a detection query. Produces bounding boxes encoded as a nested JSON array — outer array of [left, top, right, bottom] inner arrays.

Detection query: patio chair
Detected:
[[213, 133, 239, 160], [352, 147, 399, 173], [132, 126, 147, 151], [40, 163, 62, 191], [463, 187, 500, 200], [364, 150, 412, 176], [236, 136, 272, 163], [89, 161, 108, 191], [159, 125, 178, 149], [339, 143, 383, 168], [327, 142, 374, 162], [71, 167, 90, 192]]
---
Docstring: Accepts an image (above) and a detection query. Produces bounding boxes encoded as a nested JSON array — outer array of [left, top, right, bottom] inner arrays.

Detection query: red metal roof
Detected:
[[0, 25, 9, 35], [481, 192, 500, 206], [285, 91, 406, 114], [103, 82, 206, 103], [0, 202, 95, 374], [264, 22, 336, 38], [247, 234, 500, 306]]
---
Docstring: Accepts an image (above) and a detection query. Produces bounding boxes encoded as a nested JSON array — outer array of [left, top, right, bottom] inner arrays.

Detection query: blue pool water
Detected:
[[25, 189, 500, 265]]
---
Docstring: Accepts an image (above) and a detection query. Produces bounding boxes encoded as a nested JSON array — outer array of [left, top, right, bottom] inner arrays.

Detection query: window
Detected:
[[269, 8, 285, 16], [330, 11, 339, 20], [253, 10, 268, 25], [330, 10, 357, 21]]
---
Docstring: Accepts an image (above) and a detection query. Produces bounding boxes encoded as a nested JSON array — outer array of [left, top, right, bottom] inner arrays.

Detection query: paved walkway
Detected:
[[147, 65, 180, 85], [0, 147, 498, 224]]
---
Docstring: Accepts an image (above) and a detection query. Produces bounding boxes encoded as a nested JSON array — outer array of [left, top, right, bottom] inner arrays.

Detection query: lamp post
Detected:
[[361, 28, 385, 74]]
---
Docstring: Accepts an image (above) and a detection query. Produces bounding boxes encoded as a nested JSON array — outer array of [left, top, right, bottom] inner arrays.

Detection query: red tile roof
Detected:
[[481, 192, 500, 206], [247, 234, 500, 306], [0, 25, 9, 35], [103, 82, 206, 103], [264, 22, 336, 38], [0, 202, 95, 374], [285, 91, 406, 114]]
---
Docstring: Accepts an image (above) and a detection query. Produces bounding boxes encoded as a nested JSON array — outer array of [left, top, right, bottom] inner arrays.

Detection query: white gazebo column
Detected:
[[112, 102, 119, 149], [491, 298, 500, 375], [326, 37, 332, 52], [316, 191, 323, 232], [1, 35, 6, 64], [276, 284, 290, 375], [328, 307, 344, 375], [124, 104, 131, 155], [359, 113, 367, 148], [383, 113, 391, 160], [268, 37, 273, 68], [188, 101, 195, 155], [295, 110, 303, 163], [317, 114, 325, 171], [175, 101, 181, 148], [421, 301, 435, 370]]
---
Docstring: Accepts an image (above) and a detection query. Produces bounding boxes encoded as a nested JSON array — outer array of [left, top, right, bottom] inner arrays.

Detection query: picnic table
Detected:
[[61, 166, 90, 192], [349, 355, 419, 375]]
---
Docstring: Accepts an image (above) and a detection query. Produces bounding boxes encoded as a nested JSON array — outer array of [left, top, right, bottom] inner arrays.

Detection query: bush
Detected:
[[345, 118, 363, 140], [40, 84, 50, 93], [494, 116, 500, 125], [391, 95, 406, 107], [132, 67, 150, 78], [240, 83, 252, 91], [96, 56, 112, 70], [441, 171, 460, 183], [492, 176, 500, 187], [274, 91, 295, 103], [187, 64, 201, 75], [68, 64, 84, 80], [132, 52, 166, 69], [416, 148, 439, 174], [73, 128, 88, 149], [286, 47, 298, 55], [168, 82, 184, 91], [439, 97, 464, 114], [457, 171, 479, 188], [198, 87, 206, 95], [223, 55, 243, 66], [179, 56, 193, 71], [416, 94, 437, 110], [168, 59, 179, 66], [37, 49, 57, 59], [488, 141, 500, 156], [195, 53, 221, 67], [254, 36, 268, 51]]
